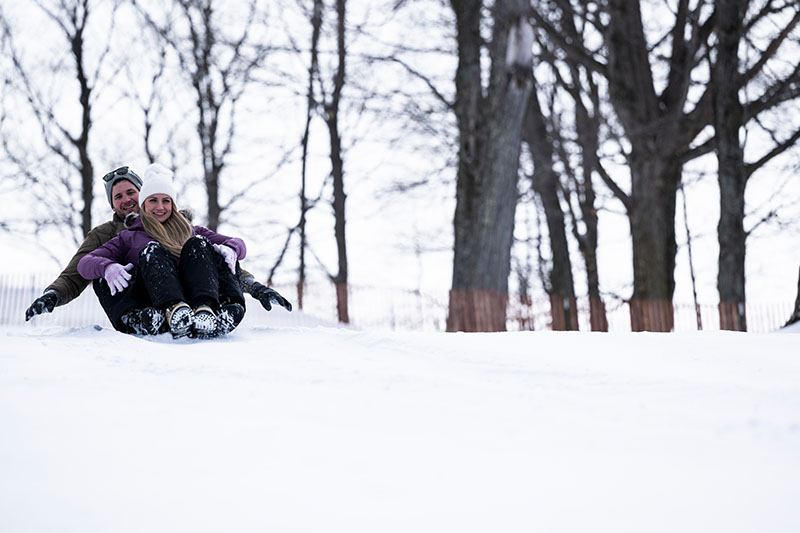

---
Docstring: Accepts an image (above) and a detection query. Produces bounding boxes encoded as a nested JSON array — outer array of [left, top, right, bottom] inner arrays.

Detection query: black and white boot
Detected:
[[216, 303, 245, 336], [167, 302, 193, 339], [121, 307, 166, 335], [192, 305, 218, 338]]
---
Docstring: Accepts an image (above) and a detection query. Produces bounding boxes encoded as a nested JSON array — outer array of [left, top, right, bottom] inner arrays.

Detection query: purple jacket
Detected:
[[77, 216, 246, 280]]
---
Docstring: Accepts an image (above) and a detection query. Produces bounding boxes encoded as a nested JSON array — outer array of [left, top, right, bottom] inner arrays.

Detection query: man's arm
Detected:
[[26, 220, 120, 321], [44, 229, 108, 305], [239, 268, 292, 312]]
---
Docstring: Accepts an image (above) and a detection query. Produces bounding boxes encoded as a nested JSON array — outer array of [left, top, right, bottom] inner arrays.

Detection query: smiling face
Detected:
[[143, 193, 173, 223], [111, 180, 140, 217]]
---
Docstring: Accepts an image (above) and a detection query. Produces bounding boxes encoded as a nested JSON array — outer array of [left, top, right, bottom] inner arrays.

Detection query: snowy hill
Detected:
[[2, 325, 799, 532]]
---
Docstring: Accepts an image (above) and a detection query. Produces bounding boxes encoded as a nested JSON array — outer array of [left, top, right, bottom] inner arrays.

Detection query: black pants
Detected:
[[95, 236, 245, 333]]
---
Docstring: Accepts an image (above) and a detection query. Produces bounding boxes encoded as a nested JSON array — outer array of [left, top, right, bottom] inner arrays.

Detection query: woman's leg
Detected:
[[179, 236, 220, 309], [217, 262, 246, 335], [139, 241, 193, 337], [93, 274, 151, 333], [138, 241, 185, 307], [179, 235, 247, 335]]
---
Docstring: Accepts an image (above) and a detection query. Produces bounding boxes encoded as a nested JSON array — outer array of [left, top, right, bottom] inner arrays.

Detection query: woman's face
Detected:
[[144, 194, 172, 223]]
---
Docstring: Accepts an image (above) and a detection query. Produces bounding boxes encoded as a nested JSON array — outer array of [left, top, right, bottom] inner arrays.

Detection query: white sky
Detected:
[[1, 0, 799, 310]]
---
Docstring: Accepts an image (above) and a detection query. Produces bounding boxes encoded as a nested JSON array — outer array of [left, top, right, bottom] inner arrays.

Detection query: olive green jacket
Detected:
[[44, 212, 253, 305], [45, 214, 128, 305]]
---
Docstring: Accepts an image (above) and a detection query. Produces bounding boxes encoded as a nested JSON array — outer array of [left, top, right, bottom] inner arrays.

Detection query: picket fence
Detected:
[[0, 273, 794, 333]]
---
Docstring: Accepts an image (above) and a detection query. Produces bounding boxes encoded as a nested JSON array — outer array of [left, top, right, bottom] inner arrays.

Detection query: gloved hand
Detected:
[[250, 282, 292, 312], [104, 263, 133, 296], [25, 289, 61, 321], [213, 243, 238, 274]]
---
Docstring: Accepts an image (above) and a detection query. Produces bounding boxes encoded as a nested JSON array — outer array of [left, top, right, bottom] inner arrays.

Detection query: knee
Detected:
[[181, 235, 212, 259], [140, 241, 169, 262]]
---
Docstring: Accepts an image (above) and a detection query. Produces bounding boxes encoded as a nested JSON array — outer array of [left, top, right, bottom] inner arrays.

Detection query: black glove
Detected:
[[251, 283, 292, 312], [25, 290, 61, 321]]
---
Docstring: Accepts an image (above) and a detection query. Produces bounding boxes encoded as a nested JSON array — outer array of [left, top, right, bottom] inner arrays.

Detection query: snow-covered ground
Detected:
[[2, 323, 799, 532]]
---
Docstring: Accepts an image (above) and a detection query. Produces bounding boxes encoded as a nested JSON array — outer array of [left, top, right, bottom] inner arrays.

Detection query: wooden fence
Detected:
[[0, 273, 793, 333]]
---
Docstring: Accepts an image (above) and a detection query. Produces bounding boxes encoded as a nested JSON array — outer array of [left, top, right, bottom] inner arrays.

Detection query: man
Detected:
[[25, 165, 291, 331]]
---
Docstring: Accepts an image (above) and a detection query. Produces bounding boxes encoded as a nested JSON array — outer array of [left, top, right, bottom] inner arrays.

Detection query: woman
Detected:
[[78, 163, 246, 338]]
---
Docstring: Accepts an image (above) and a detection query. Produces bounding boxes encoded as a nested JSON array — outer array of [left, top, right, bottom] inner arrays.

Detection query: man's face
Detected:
[[111, 180, 140, 217]]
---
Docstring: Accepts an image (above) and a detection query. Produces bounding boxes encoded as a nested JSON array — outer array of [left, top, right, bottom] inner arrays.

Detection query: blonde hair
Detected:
[[139, 200, 194, 257]]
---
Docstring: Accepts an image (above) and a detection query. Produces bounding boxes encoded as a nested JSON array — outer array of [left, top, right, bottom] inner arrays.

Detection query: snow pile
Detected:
[[1, 325, 799, 532]]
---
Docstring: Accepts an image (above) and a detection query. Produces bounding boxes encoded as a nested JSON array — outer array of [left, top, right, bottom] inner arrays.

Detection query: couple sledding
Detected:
[[25, 163, 291, 339]]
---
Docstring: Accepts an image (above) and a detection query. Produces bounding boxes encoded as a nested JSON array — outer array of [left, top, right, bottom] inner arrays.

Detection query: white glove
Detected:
[[104, 263, 133, 296], [213, 244, 238, 274]]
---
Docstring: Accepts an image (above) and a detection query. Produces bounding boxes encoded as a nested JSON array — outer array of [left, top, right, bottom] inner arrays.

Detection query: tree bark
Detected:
[[605, 0, 692, 330], [326, 0, 349, 323], [529, 0, 800, 330], [72, 21, 95, 237], [568, 55, 606, 332], [523, 85, 577, 330], [138, 0, 269, 231], [627, 152, 681, 331], [298, 0, 324, 310], [785, 266, 800, 327], [714, 0, 748, 331], [184, 0, 222, 230], [543, 4, 608, 331], [446, 0, 532, 332]]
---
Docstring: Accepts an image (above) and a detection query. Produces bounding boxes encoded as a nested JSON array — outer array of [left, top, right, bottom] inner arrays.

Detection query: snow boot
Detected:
[[121, 307, 166, 335], [192, 305, 218, 338], [216, 303, 245, 336], [166, 302, 193, 339]]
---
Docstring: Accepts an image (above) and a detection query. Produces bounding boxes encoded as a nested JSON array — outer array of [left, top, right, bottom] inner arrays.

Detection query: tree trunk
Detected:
[[554, 0, 607, 331], [194, 62, 222, 231], [187, 1, 221, 231], [784, 266, 800, 327], [573, 84, 607, 332], [523, 86, 577, 330], [204, 163, 221, 231], [71, 20, 94, 236], [605, 0, 689, 331], [714, 0, 748, 331], [628, 152, 680, 330], [330, 115, 349, 323], [327, 0, 349, 324], [446, 0, 532, 332], [298, 0, 323, 310]]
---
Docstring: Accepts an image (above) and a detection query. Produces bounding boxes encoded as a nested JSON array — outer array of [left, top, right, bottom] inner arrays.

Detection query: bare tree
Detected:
[[522, 80, 578, 330], [289, 0, 324, 310], [714, 0, 749, 331], [785, 266, 800, 327], [0, 0, 121, 241], [446, 0, 533, 332], [134, 0, 273, 230], [532, 0, 800, 330], [322, 0, 350, 324], [544, 8, 609, 332], [714, 0, 800, 330], [117, 31, 190, 169], [299, 0, 324, 310]]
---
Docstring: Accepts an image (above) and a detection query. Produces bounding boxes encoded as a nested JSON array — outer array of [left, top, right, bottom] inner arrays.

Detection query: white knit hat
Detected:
[[138, 163, 177, 207]]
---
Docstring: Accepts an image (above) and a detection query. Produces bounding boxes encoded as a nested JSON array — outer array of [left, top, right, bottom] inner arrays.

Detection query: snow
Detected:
[[1, 324, 799, 532]]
